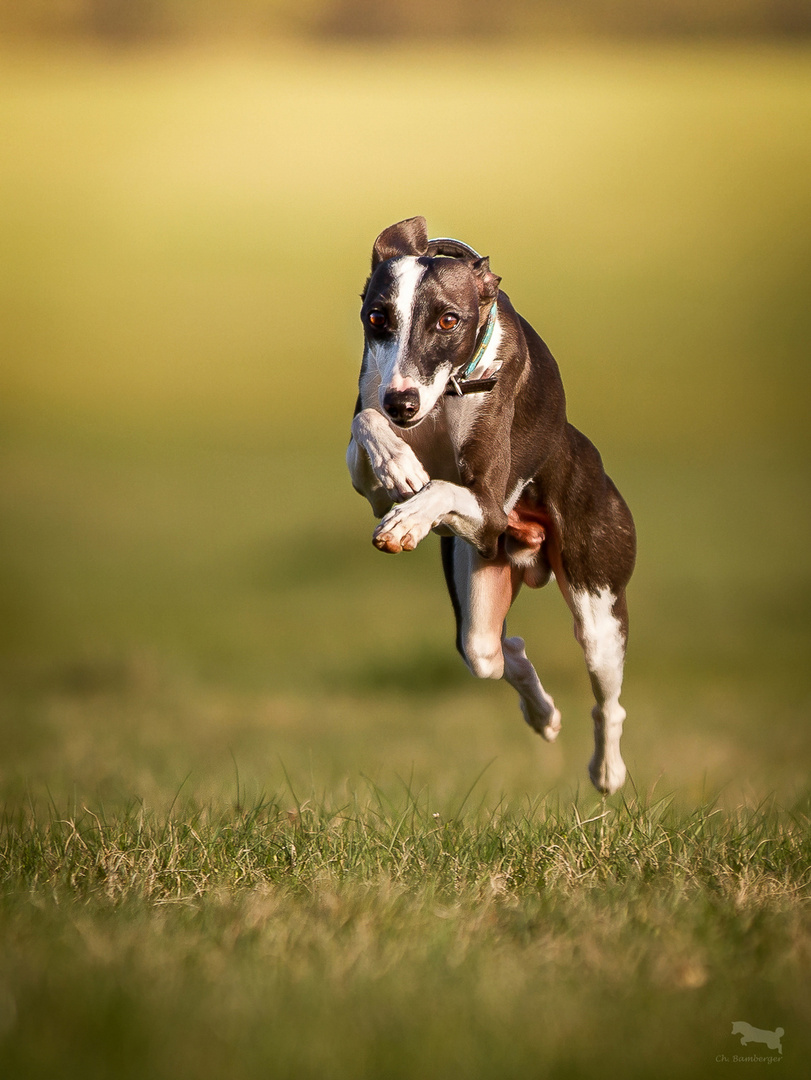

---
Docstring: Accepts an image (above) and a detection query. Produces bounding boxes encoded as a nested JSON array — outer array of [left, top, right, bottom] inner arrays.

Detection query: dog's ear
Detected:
[[371, 217, 429, 268], [472, 257, 501, 302]]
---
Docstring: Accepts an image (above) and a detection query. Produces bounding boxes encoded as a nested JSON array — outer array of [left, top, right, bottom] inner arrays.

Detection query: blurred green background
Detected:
[[1, 3, 810, 816]]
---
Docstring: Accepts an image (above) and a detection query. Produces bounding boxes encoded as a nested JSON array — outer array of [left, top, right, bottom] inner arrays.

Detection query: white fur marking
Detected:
[[371, 258, 425, 395], [373, 480, 483, 552], [451, 542, 508, 680], [410, 361, 452, 422], [571, 588, 627, 794], [502, 636, 562, 739], [504, 478, 527, 515], [349, 407, 430, 508], [468, 313, 503, 380], [571, 589, 625, 702]]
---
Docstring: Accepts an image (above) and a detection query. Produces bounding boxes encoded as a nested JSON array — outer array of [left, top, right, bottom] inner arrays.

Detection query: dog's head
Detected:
[[361, 216, 501, 428]]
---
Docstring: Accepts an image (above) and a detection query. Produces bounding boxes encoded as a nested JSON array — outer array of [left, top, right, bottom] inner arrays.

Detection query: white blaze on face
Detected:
[[369, 257, 425, 403], [368, 256, 502, 425]]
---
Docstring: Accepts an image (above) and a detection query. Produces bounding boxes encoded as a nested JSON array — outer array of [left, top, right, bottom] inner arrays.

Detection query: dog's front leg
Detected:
[[373, 480, 505, 557], [348, 408, 430, 517]]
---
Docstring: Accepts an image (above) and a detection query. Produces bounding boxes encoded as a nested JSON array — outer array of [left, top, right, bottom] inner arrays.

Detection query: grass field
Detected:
[[1, 38, 810, 1077]]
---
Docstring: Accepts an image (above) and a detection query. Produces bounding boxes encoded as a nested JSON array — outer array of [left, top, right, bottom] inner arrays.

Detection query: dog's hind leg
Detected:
[[501, 636, 562, 742], [441, 536, 512, 680], [568, 587, 629, 795], [441, 537, 561, 741]]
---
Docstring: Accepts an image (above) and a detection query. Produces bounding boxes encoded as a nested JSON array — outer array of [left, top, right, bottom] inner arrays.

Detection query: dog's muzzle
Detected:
[[382, 387, 420, 426]]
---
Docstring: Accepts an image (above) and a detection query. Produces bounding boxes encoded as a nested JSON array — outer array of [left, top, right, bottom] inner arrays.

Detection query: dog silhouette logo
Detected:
[[731, 1022, 784, 1054]]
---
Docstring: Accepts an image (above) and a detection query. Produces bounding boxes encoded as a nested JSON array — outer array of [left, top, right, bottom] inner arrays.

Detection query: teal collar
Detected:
[[445, 302, 500, 396], [460, 302, 499, 379]]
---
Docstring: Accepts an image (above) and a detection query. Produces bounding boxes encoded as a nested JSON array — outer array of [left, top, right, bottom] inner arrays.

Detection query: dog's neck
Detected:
[[445, 302, 503, 396]]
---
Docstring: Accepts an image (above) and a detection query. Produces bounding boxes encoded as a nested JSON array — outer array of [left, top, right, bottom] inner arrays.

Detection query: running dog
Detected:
[[347, 217, 636, 793], [731, 1023, 784, 1055]]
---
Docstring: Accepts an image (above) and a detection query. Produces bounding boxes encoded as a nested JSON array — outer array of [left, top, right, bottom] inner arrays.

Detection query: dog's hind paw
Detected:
[[502, 636, 562, 741], [588, 753, 627, 795], [589, 704, 627, 794], [520, 698, 562, 742]]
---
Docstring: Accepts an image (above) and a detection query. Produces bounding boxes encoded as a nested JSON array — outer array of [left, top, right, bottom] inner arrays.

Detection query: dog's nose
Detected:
[[383, 388, 420, 424]]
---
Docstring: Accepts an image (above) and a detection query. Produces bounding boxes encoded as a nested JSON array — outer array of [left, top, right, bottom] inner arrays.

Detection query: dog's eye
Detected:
[[438, 313, 459, 331], [368, 311, 387, 330]]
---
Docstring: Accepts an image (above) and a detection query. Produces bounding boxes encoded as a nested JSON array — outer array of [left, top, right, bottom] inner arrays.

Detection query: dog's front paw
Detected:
[[373, 486, 437, 553], [352, 408, 430, 504], [372, 442, 430, 503]]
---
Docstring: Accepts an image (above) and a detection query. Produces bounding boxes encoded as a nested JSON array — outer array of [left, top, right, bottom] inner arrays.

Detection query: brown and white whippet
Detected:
[[347, 217, 636, 794]]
